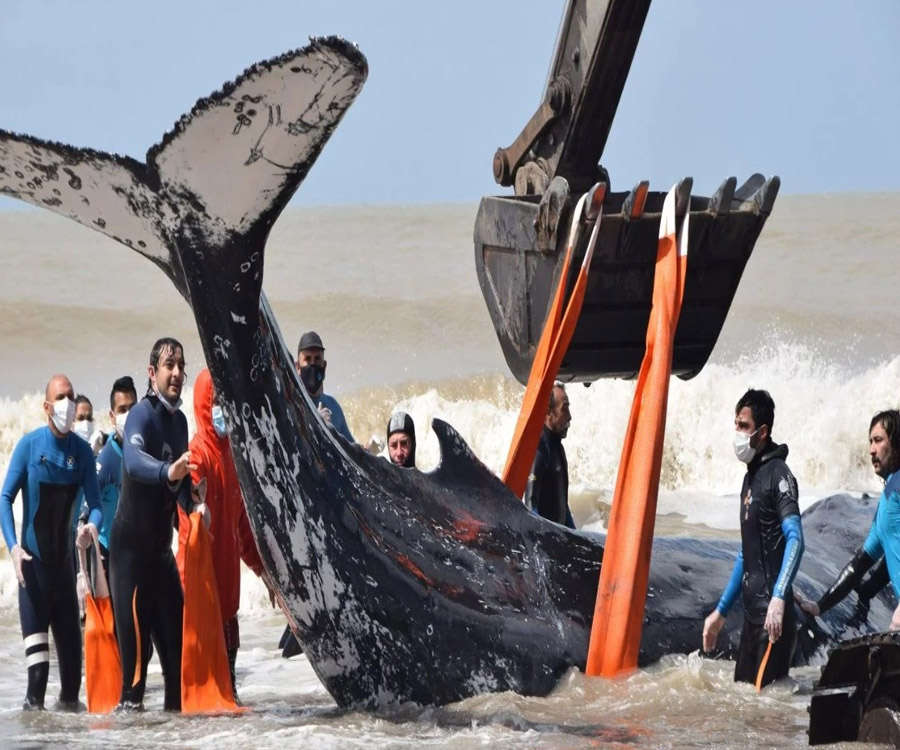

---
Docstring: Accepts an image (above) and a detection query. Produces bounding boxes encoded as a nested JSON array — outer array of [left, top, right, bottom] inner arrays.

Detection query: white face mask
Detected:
[[733, 428, 760, 464], [211, 405, 227, 438], [114, 411, 129, 439], [73, 419, 93, 441], [155, 388, 182, 414], [49, 398, 76, 435]]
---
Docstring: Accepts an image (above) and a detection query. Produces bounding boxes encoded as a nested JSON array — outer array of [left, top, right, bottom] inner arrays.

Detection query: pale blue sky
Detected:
[[1, 1, 897, 205]]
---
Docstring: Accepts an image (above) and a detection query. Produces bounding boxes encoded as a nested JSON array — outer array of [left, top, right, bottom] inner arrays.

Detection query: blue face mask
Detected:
[[212, 405, 227, 438]]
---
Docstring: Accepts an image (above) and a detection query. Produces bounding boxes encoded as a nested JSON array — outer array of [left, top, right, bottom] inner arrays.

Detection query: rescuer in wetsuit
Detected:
[[703, 389, 805, 688], [795, 410, 900, 630], [386, 411, 417, 468], [524, 383, 576, 529], [109, 338, 203, 711], [93, 376, 138, 580], [0, 373, 102, 710]]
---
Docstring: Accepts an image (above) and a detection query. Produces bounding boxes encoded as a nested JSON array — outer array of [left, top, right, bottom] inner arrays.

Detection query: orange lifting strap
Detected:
[[79, 528, 122, 714], [502, 184, 605, 497], [178, 508, 240, 713], [586, 183, 689, 677]]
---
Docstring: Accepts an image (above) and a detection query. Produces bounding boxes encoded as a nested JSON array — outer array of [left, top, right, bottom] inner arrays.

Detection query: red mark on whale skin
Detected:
[[449, 511, 486, 544], [393, 553, 435, 587]]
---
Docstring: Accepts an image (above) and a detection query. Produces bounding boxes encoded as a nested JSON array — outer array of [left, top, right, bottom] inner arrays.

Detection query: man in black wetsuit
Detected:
[[702, 389, 805, 687], [524, 383, 575, 529], [109, 337, 202, 711], [0, 373, 102, 710]]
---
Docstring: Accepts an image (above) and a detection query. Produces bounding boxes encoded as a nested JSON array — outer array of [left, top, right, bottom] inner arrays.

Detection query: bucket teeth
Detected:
[[708, 177, 737, 216], [623, 181, 649, 221]]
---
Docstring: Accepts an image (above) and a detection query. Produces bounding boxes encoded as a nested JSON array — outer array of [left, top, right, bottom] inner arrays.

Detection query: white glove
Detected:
[[76, 522, 97, 551], [89, 428, 108, 455], [194, 502, 211, 530], [76, 570, 87, 619], [317, 403, 333, 428]]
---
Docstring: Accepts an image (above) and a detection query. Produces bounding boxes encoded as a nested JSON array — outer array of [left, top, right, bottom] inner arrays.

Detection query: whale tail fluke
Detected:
[[0, 37, 369, 309]]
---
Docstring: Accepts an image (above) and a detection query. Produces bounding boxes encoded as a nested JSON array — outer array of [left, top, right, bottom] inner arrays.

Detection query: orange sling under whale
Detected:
[[502, 185, 605, 498], [586, 183, 689, 677]]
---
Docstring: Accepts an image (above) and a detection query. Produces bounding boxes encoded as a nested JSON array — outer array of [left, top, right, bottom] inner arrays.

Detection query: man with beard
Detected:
[[524, 383, 575, 529], [795, 410, 900, 630], [109, 338, 204, 711]]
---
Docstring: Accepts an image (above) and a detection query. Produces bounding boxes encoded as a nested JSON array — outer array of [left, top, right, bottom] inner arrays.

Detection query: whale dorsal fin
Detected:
[[148, 37, 367, 239], [429, 418, 523, 510]]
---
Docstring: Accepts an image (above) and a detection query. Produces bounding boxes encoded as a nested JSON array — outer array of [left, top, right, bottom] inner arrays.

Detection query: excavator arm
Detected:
[[474, 0, 779, 383]]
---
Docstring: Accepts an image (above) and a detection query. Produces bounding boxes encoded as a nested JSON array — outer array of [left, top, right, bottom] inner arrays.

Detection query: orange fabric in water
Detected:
[[180, 510, 239, 713], [586, 186, 688, 677], [502, 194, 601, 498], [81, 545, 121, 714]]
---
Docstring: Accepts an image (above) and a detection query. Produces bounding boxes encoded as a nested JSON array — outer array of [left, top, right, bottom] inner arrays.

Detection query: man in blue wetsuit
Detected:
[[92, 376, 138, 579], [296, 330, 354, 442], [795, 410, 900, 630], [109, 338, 203, 711], [0, 373, 102, 710], [703, 389, 805, 687]]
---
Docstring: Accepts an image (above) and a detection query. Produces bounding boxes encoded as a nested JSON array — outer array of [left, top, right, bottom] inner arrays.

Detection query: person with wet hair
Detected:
[[524, 384, 575, 529], [0, 373, 102, 711], [386, 412, 416, 469], [795, 410, 900, 631], [109, 338, 204, 711], [703, 388, 804, 688]]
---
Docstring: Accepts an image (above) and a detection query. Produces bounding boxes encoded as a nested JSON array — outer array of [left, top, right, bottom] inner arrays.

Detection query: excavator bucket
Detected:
[[474, 174, 779, 382], [808, 632, 900, 745], [475, 0, 779, 382]]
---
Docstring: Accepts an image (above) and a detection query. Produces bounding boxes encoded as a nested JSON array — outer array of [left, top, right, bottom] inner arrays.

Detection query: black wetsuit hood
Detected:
[[387, 412, 416, 469]]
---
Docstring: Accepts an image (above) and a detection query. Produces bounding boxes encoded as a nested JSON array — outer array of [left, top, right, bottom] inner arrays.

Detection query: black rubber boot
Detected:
[[24, 662, 49, 710]]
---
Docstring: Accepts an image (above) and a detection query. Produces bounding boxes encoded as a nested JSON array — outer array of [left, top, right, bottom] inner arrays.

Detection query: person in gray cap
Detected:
[[386, 412, 416, 469], [296, 330, 354, 443]]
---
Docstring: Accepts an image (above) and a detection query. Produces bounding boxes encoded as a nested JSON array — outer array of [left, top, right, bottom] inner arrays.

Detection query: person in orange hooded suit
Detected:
[[187, 368, 269, 699]]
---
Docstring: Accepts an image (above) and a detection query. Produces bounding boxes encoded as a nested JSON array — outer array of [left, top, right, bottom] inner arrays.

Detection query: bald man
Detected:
[[0, 374, 103, 710]]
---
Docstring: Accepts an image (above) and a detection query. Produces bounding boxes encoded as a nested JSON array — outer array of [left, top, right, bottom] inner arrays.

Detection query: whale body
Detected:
[[0, 39, 889, 708]]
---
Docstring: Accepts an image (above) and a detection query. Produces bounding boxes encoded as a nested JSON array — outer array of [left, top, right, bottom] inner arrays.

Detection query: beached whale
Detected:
[[0, 40, 889, 708]]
